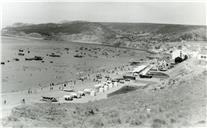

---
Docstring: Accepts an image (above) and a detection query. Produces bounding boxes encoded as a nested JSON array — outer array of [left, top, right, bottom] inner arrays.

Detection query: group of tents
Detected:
[[41, 80, 119, 102]]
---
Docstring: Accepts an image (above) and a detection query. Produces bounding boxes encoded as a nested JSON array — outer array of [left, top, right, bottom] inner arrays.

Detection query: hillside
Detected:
[[2, 21, 207, 47], [2, 21, 116, 44], [102, 22, 166, 33]]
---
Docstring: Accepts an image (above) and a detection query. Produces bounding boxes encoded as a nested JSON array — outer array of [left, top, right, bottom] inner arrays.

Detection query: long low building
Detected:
[[132, 64, 148, 73]]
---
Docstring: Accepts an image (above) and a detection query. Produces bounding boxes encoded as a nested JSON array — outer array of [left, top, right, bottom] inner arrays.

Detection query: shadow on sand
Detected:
[[107, 85, 141, 97]]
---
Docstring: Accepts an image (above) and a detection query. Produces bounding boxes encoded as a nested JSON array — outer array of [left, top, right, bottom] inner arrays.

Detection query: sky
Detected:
[[1, 2, 206, 27]]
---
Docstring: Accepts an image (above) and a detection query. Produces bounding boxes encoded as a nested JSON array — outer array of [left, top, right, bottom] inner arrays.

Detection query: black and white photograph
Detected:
[[0, 1, 207, 128]]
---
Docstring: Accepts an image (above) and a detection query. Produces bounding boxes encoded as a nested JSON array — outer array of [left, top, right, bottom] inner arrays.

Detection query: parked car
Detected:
[[64, 95, 73, 101], [83, 88, 91, 95], [119, 80, 125, 84], [123, 75, 136, 80], [139, 74, 152, 78], [41, 96, 58, 102], [70, 92, 78, 98], [77, 91, 85, 96]]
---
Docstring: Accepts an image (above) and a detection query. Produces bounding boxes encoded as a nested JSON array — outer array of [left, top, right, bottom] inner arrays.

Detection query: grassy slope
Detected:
[[3, 61, 207, 128]]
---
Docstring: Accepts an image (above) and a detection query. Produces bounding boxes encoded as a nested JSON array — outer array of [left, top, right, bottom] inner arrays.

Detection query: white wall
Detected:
[[171, 50, 181, 60]]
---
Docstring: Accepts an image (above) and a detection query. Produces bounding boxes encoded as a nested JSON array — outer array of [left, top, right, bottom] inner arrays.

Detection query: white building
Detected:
[[170, 46, 191, 60], [197, 49, 207, 63], [171, 49, 183, 60]]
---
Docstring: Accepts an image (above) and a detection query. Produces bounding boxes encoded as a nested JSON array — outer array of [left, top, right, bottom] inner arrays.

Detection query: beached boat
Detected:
[[47, 53, 61, 57], [25, 56, 43, 61]]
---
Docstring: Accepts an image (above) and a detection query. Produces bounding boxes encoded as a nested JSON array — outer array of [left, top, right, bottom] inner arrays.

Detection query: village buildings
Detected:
[[197, 49, 207, 64]]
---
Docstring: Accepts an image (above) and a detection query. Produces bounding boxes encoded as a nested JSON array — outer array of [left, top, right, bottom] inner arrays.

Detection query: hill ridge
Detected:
[[2, 21, 207, 48]]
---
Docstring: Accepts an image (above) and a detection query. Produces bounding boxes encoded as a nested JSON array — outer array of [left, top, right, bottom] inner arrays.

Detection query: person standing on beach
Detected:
[[4, 100, 6, 104], [22, 99, 25, 104]]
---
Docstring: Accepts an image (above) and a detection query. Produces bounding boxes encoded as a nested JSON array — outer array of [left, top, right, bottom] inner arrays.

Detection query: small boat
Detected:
[[47, 53, 61, 57], [25, 56, 43, 61], [74, 54, 83, 58], [13, 58, 20, 61]]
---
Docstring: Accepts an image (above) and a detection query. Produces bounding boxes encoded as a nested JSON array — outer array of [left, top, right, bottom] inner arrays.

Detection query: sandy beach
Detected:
[[1, 36, 153, 119]]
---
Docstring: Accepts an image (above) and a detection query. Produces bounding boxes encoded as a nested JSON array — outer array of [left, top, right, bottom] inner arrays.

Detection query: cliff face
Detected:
[[2, 21, 206, 46]]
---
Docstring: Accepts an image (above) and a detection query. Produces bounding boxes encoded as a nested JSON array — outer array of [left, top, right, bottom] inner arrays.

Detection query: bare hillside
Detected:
[[2, 21, 206, 46]]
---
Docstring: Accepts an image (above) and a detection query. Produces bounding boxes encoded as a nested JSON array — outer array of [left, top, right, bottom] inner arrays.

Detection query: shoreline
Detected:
[[1, 35, 154, 53]]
